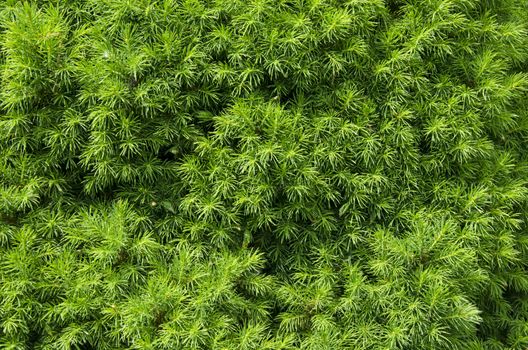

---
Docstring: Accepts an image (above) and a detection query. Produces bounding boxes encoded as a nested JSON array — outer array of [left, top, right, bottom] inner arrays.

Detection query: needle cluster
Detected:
[[1, 0, 528, 349]]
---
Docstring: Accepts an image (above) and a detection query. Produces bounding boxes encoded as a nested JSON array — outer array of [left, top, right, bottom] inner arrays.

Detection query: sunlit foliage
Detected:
[[1, 0, 528, 349]]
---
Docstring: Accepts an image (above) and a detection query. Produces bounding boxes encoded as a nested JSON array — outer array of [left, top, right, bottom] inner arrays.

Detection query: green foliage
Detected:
[[1, 0, 527, 349]]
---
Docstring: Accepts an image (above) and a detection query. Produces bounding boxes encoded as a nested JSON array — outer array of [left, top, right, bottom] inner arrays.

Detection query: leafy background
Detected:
[[0, 0, 527, 349]]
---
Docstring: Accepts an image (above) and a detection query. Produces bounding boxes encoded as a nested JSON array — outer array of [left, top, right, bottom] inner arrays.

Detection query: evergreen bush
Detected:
[[1, 0, 528, 349]]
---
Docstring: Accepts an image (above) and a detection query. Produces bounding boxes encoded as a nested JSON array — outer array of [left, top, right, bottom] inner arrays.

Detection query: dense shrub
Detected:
[[1, 0, 528, 349]]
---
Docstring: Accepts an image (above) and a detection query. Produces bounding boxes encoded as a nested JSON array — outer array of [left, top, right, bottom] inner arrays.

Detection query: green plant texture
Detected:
[[1, 0, 528, 349]]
